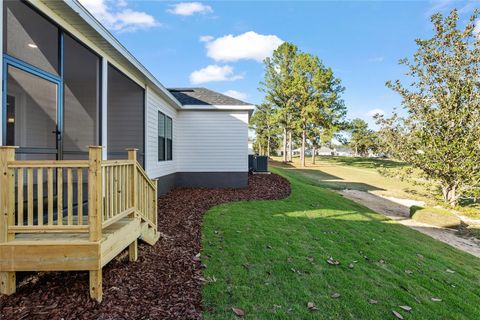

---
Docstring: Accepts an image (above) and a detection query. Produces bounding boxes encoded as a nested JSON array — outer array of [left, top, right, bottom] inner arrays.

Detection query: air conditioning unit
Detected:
[[248, 155, 269, 173]]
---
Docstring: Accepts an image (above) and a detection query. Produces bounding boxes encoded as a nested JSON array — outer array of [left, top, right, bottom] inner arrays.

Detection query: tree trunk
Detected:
[[283, 128, 287, 162], [267, 134, 271, 158], [288, 131, 293, 162], [442, 184, 459, 206], [312, 146, 316, 165], [301, 129, 306, 167]]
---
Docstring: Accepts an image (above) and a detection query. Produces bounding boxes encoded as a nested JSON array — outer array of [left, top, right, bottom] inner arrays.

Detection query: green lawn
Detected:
[[270, 156, 431, 201], [201, 167, 480, 319]]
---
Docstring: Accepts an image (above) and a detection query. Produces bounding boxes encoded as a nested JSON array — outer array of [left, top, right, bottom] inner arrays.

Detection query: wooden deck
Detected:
[[0, 147, 159, 302]]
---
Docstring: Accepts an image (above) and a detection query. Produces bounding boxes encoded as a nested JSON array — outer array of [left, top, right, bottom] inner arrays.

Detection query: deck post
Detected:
[[88, 146, 103, 242], [152, 179, 158, 227], [128, 239, 138, 262], [0, 146, 17, 295], [88, 146, 103, 302], [89, 269, 102, 302], [127, 149, 138, 213]]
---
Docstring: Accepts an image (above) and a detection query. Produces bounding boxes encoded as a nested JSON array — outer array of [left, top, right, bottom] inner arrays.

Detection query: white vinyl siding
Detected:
[[145, 87, 177, 178], [176, 110, 249, 172]]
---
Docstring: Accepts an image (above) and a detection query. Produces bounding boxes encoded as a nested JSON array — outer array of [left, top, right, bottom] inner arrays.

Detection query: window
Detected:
[[158, 112, 165, 161], [158, 112, 173, 161], [166, 117, 173, 160], [3, 0, 59, 75]]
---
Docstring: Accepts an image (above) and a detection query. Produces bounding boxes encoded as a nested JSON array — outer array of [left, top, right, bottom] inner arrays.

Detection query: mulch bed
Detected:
[[0, 173, 290, 320]]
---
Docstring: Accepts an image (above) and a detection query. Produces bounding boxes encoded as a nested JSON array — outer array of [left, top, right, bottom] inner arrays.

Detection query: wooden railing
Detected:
[[101, 160, 135, 229], [0, 146, 158, 242], [135, 163, 158, 229]]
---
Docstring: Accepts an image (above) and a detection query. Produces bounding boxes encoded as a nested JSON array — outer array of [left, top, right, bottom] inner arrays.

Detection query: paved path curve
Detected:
[[339, 189, 480, 259]]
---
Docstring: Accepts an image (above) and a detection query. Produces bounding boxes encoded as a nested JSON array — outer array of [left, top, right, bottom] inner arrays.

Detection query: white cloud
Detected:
[[366, 108, 386, 117], [79, 0, 159, 32], [203, 31, 284, 62], [189, 65, 243, 84], [223, 90, 247, 101], [168, 2, 213, 16], [199, 35, 214, 42]]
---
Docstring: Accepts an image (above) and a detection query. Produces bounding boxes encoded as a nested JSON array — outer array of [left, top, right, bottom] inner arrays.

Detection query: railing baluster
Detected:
[[37, 168, 43, 226], [78, 168, 83, 225], [57, 168, 63, 225], [118, 166, 122, 213], [27, 168, 33, 226], [47, 168, 53, 225], [110, 167, 114, 218], [17, 168, 24, 226], [120, 166, 127, 211], [67, 168, 73, 225], [105, 167, 110, 220]]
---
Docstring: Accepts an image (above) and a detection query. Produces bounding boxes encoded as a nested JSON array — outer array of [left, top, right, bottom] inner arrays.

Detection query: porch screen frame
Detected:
[[2, 0, 102, 159]]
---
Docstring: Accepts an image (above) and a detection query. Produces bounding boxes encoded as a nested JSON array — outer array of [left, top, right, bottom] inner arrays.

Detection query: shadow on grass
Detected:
[[268, 159, 296, 168], [284, 168, 386, 193], [318, 156, 406, 169]]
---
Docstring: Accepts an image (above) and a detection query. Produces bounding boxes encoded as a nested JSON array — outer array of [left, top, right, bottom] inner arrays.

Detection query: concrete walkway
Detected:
[[339, 189, 480, 258]]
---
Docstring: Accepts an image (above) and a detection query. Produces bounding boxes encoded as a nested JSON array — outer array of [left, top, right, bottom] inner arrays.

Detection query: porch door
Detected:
[[5, 63, 61, 160]]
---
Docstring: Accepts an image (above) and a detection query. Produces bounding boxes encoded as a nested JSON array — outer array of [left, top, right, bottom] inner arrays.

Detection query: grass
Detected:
[[201, 167, 480, 319], [270, 156, 431, 201], [272, 156, 480, 219], [318, 155, 406, 169], [410, 206, 462, 229]]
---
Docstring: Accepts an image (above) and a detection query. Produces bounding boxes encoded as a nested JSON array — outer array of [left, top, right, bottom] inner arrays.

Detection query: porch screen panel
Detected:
[[107, 65, 145, 165], [6, 66, 57, 158], [3, 0, 59, 75], [63, 34, 100, 159]]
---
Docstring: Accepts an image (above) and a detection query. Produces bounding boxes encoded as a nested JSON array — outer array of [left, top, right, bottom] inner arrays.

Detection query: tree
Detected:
[[250, 102, 279, 156], [377, 9, 480, 206], [260, 42, 299, 162], [291, 53, 345, 167], [308, 125, 335, 164], [348, 118, 379, 157]]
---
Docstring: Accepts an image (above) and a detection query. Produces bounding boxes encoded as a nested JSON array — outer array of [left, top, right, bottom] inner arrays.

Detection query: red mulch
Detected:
[[0, 174, 290, 320]]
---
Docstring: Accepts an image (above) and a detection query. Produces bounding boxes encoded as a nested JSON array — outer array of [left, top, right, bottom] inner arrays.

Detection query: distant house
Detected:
[[317, 146, 336, 156], [335, 147, 355, 157]]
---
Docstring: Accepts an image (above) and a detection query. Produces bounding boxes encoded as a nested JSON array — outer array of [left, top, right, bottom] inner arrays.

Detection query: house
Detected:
[[317, 146, 336, 156], [1, 0, 254, 194], [0, 0, 253, 301], [335, 146, 354, 157]]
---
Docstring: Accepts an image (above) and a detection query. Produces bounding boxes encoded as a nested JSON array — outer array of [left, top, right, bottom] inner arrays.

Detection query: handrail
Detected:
[[136, 161, 157, 190], [8, 160, 89, 168]]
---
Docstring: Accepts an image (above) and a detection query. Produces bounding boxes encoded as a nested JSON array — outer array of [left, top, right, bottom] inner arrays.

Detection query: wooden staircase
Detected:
[[0, 146, 158, 302]]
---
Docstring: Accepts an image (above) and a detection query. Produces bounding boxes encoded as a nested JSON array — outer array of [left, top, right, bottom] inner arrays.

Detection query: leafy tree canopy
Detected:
[[377, 9, 480, 205]]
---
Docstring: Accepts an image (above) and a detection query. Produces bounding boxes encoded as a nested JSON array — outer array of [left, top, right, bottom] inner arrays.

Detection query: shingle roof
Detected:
[[168, 88, 252, 106]]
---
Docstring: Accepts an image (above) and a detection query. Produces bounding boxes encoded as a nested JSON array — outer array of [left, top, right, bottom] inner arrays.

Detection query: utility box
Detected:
[[254, 156, 268, 172], [248, 155, 269, 173]]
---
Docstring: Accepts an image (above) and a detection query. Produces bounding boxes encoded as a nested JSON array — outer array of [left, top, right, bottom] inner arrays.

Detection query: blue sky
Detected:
[[79, 0, 478, 128]]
